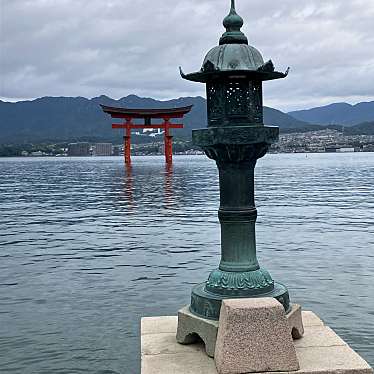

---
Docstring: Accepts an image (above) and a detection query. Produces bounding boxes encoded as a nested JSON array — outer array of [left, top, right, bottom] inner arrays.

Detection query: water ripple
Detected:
[[0, 154, 373, 373]]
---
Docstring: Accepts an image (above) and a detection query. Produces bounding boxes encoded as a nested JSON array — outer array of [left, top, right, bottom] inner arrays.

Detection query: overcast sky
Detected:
[[1, 0, 374, 111]]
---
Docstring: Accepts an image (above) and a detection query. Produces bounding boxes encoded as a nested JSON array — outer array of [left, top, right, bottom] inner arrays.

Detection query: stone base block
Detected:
[[288, 304, 304, 339], [214, 298, 299, 373], [176, 302, 304, 358], [176, 305, 219, 357], [141, 311, 373, 374]]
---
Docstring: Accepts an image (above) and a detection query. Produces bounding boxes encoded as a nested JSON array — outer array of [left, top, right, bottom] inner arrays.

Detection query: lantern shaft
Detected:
[[218, 163, 258, 273]]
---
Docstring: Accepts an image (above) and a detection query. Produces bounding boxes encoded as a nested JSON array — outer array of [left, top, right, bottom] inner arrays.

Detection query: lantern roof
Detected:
[[180, 0, 289, 83]]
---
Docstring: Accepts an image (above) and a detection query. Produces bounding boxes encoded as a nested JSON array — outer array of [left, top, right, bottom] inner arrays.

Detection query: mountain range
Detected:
[[289, 101, 374, 126], [0, 96, 373, 144]]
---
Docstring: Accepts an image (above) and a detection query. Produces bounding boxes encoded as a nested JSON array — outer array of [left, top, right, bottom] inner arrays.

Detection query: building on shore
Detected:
[[112, 146, 122, 156], [325, 147, 338, 153], [67, 143, 90, 157], [337, 147, 355, 153], [30, 151, 43, 157], [93, 143, 113, 156]]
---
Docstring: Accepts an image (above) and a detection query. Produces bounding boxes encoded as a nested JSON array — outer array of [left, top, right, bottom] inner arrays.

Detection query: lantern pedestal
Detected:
[[188, 125, 289, 320]]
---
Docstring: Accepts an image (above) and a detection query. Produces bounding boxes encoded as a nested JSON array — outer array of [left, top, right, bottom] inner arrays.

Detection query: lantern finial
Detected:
[[220, 0, 248, 45], [231, 0, 236, 13]]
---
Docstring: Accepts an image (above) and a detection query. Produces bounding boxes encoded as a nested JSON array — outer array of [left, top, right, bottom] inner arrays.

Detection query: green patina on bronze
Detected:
[[180, 0, 291, 320]]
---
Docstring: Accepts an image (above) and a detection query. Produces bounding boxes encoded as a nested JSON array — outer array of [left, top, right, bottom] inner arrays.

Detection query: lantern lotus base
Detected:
[[190, 281, 290, 321], [205, 267, 274, 296]]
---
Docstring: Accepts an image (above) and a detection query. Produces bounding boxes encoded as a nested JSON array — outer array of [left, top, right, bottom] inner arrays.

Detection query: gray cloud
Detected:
[[1, 0, 373, 111]]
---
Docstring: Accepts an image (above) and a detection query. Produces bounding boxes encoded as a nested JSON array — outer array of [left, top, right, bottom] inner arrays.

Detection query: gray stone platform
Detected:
[[141, 311, 373, 374]]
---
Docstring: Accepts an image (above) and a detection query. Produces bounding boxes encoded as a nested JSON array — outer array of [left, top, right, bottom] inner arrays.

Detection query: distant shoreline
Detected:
[[2, 150, 374, 158]]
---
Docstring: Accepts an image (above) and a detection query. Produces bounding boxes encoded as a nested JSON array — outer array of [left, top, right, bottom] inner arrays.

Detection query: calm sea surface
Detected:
[[0, 153, 373, 373]]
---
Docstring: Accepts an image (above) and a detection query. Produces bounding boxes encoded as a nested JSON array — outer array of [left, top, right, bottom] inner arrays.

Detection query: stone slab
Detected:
[[302, 311, 324, 327], [296, 345, 373, 374], [294, 326, 347, 349], [141, 311, 373, 374], [214, 298, 299, 373], [142, 351, 218, 374], [141, 316, 177, 335], [142, 332, 204, 356]]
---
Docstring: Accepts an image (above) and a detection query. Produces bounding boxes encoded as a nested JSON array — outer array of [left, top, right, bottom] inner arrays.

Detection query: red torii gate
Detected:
[[101, 105, 192, 164]]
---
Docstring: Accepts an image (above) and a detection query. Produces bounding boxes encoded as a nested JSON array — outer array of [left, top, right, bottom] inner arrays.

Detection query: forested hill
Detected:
[[1, 95, 373, 144], [289, 101, 374, 126]]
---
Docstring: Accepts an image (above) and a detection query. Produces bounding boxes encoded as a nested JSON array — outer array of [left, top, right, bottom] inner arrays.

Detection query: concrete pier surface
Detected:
[[141, 311, 373, 374]]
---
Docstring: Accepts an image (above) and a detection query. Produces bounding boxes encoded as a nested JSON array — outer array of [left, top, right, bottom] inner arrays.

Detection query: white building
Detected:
[[338, 148, 355, 153], [30, 151, 43, 157]]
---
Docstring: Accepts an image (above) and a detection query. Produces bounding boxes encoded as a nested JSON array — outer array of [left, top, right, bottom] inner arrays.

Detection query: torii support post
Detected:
[[164, 118, 173, 164], [124, 119, 132, 164], [101, 105, 193, 164]]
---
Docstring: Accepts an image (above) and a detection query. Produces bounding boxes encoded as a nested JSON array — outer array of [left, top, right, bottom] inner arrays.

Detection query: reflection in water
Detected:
[[124, 163, 134, 207], [0, 154, 373, 374], [164, 163, 174, 208], [120, 161, 175, 210]]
